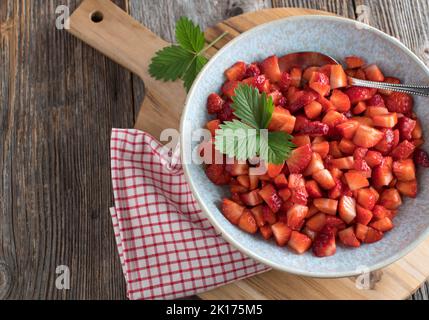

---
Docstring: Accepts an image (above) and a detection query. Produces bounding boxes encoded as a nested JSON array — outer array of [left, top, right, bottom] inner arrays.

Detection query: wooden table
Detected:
[[1, 0, 428, 300]]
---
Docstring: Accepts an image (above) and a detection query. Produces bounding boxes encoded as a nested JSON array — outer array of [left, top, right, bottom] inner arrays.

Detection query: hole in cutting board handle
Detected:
[[90, 11, 104, 23]]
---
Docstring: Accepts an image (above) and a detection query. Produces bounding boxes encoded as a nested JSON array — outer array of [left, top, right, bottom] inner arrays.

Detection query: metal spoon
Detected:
[[279, 51, 429, 97]]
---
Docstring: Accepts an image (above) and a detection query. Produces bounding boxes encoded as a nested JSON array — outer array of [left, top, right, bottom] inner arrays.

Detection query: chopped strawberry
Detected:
[[292, 135, 311, 147], [355, 223, 369, 241], [303, 66, 320, 81], [261, 55, 282, 82], [207, 93, 224, 114], [338, 195, 357, 224], [278, 71, 292, 91], [396, 180, 417, 198], [313, 198, 338, 215], [304, 100, 323, 119], [330, 156, 355, 170], [379, 188, 402, 210], [322, 110, 348, 129], [370, 217, 394, 232], [289, 89, 319, 113], [248, 174, 259, 190], [353, 101, 367, 115], [240, 189, 263, 206], [271, 222, 292, 246], [327, 177, 344, 199], [225, 161, 249, 176], [330, 89, 351, 112], [338, 138, 356, 155], [374, 128, 398, 155], [344, 170, 369, 191], [385, 92, 413, 114], [313, 169, 336, 190], [353, 159, 372, 178], [290, 185, 308, 205], [363, 227, 383, 244], [237, 175, 250, 189], [221, 199, 245, 225], [364, 150, 383, 167], [268, 90, 283, 105], [288, 231, 312, 254], [344, 86, 377, 104], [336, 120, 359, 139], [258, 184, 282, 213], [412, 120, 423, 139], [303, 152, 325, 176], [206, 164, 231, 185], [268, 106, 296, 134], [393, 159, 416, 181], [367, 94, 386, 108], [278, 188, 292, 202], [330, 65, 348, 89], [305, 180, 323, 198], [356, 205, 373, 225], [391, 140, 416, 160], [238, 209, 258, 233], [356, 187, 379, 210], [414, 148, 429, 167], [312, 141, 330, 158], [309, 71, 331, 96], [286, 144, 312, 174], [329, 141, 343, 158], [338, 227, 361, 247], [250, 205, 265, 227], [313, 225, 337, 257], [306, 213, 327, 232], [260, 225, 273, 240], [363, 64, 384, 82], [267, 162, 285, 178], [244, 63, 261, 78], [397, 116, 416, 141], [290, 67, 302, 87], [286, 204, 308, 230], [372, 113, 398, 128], [206, 119, 221, 137], [273, 173, 288, 188], [217, 101, 235, 122], [225, 61, 246, 81], [353, 125, 384, 148], [221, 80, 240, 98], [345, 56, 365, 69], [354, 147, 368, 160], [372, 157, 394, 188], [297, 121, 330, 137]]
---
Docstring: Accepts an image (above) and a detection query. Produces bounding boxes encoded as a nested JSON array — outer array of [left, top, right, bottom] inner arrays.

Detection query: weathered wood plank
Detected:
[[0, 0, 131, 299], [272, 0, 356, 18]]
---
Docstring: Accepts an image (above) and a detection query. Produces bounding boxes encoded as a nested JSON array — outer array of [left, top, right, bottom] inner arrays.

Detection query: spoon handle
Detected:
[[350, 77, 429, 97]]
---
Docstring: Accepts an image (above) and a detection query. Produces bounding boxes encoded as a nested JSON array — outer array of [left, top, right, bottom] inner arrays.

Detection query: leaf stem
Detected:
[[200, 31, 228, 55]]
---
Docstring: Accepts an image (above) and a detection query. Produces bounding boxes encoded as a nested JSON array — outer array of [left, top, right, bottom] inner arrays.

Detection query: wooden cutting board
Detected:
[[68, 0, 429, 300]]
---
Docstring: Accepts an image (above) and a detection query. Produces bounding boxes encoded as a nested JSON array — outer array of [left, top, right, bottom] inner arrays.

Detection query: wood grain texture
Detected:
[[1, 0, 428, 300]]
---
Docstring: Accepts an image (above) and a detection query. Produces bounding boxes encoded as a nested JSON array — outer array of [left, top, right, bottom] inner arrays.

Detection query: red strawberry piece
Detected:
[[258, 184, 283, 213], [261, 55, 282, 82], [271, 222, 292, 246], [397, 116, 417, 141], [286, 144, 313, 174], [312, 141, 330, 159], [260, 225, 273, 240], [288, 173, 305, 189], [330, 64, 348, 89], [313, 225, 337, 257], [225, 61, 246, 81], [345, 56, 366, 69], [344, 86, 377, 104], [330, 156, 354, 170], [338, 226, 361, 247], [304, 100, 323, 119], [385, 92, 413, 114], [244, 63, 261, 78], [221, 80, 240, 98], [225, 160, 249, 176], [338, 195, 357, 224], [290, 67, 303, 87], [278, 71, 292, 91], [303, 66, 320, 81], [374, 128, 396, 155], [353, 125, 384, 148], [412, 120, 423, 139], [363, 64, 385, 82], [391, 140, 416, 160], [238, 209, 258, 234], [278, 96, 287, 107], [414, 148, 429, 167], [379, 188, 402, 210], [353, 101, 367, 115], [336, 120, 359, 139], [393, 159, 416, 181], [289, 89, 319, 113], [292, 115, 309, 132], [207, 93, 224, 114], [313, 198, 338, 215], [396, 180, 417, 198], [309, 71, 331, 96], [273, 173, 288, 188], [370, 217, 394, 232], [330, 89, 351, 112], [338, 138, 356, 155], [290, 185, 308, 205], [217, 101, 235, 122], [306, 212, 327, 232], [206, 164, 231, 185], [250, 205, 265, 227], [297, 121, 329, 137], [356, 187, 379, 210], [327, 177, 344, 200], [356, 205, 373, 225], [278, 188, 292, 202], [292, 135, 311, 147], [312, 169, 336, 190], [268, 106, 296, 134], [288, 231, 312, 254], [240, 189, 264, 206], [355, 223, 369, 241], [206, 119, 221, 137], [354, 147, 368, 160], [372, 156, 394, 188], [344, 170, 369, 191], [373, 205, 393, 220], [364, 150, 383, 167], [230, 192, 244, 205], [322, 110, 348, 128], [372, 113, 398, 128], [268, 90, 283, 105], [353, 159, 372, 178], [365, 106, 388, 117], [267, 162, 285, 178], [262, 205, 277, 225], [221, 199, 245, 225], [305, 180, 323, 198], [230, 179, 248, 193], [236, 175, 250, 189], [366, 94, 386, 108], [363, 227, 383, 244], [286, 204, 308, 230], [250, 74, 270, 93]]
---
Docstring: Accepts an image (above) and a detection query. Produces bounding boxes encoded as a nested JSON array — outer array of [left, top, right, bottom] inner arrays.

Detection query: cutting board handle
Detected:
[[67, 0, 167, 82]]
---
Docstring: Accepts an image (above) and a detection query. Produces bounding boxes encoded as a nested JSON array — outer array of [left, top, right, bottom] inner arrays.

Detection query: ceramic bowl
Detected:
[[180, 15, 429, 277]]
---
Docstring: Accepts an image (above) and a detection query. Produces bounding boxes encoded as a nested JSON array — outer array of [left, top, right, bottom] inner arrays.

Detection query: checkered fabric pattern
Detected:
[[110, 129, 269, 300]]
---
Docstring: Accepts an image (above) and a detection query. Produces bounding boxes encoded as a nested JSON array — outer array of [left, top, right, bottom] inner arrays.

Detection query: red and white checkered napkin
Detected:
[[110, 129, 269, 300]]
